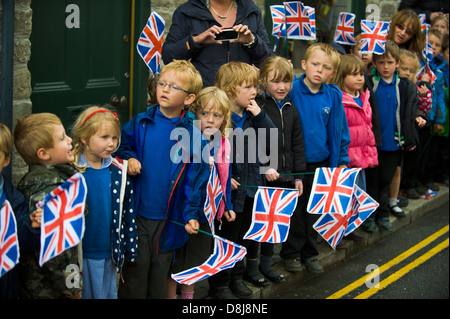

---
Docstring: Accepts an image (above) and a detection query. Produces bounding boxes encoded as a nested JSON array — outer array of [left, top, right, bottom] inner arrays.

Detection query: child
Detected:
[[388, 9, 423, 58], [419, 28, 447, 191], [71, 106, 138, 299], [364, 40, 419, 232], [0, 123, 29, 299], [166, 86, 236, 299], [251, 55, 306, 283], [208, 61, 276, 299], [431, 15, 449, 37], [397, 49, 430, 199], [13, 113, 82, 299], [283, 43, 350, 273], [113, 60, 210, 299]]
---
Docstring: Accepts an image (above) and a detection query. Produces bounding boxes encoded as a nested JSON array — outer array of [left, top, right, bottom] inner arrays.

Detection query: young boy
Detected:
[[283, 43, 350, 273], [0, 123, 29, 299], [364, 40, 419, 232], [13, 113, 82, 299], [113, 59, 210, 299], [208, 61, 277, 299]]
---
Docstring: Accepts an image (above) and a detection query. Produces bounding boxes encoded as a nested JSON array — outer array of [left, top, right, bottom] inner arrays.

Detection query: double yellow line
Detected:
[[327, 225, 449, 299]]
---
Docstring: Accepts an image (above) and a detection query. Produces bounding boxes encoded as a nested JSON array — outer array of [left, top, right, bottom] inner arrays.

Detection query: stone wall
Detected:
[[0, 0, 33, 185], [366, 0, 402, 21]]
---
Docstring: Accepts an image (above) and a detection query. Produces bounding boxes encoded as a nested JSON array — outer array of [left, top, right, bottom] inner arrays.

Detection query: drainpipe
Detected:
[[1, 0, 15, 180]]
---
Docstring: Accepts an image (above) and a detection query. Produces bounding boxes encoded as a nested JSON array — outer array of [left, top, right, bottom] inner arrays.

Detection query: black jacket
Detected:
[[398, 0, 449, 23], [162, 0, 272, 86], [256, 94, 306, 183]]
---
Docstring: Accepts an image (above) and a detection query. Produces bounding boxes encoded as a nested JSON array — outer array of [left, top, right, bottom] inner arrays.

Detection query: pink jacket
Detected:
[[342, 88, 378, 169]]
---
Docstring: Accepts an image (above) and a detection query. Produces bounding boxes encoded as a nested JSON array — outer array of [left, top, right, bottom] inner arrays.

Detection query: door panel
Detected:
[[29, 0, 131, 129]]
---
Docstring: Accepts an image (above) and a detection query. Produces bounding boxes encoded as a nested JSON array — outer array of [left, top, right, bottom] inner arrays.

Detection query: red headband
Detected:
[[82, 110, 119, 126]]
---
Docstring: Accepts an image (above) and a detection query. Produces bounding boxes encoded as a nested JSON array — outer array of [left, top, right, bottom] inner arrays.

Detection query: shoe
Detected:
[[403, 188, 420, 199], [259, 266, 286, 283], [361, 217, 376, 232], [376, 217, 393, 232], [397, 196, 409, 207], [390, 205, 405, 218], [346, 231, 366, 242], [209, 286, 238, 299], [243, 273, 270, 287], [230, 279, 252, 299], [303, 257, 324, 273], [423, 182, 439, 192], [283, 258, 303, 272]]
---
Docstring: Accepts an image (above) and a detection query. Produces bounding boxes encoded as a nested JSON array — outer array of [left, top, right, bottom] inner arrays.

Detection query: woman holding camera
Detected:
[[162, 0, 272, 87]]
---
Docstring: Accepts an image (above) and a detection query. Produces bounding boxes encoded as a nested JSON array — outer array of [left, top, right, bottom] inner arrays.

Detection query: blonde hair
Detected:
[[431, 15, 449, 33], [331, 54, 366, 93], [399, 48, 421, 72], [13, 113, 62, 165], [0, 123, 12, 159], [71, 106, 121, 171], [215, 62, 259, 97], [304, 42, 341, 71], [259, 56, 294, 88], [160, 59, 203, 96], [189, 87, 232, 136]]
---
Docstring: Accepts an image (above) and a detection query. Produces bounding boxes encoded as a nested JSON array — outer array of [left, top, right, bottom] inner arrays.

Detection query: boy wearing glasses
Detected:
[[114, 60, 211, 299]]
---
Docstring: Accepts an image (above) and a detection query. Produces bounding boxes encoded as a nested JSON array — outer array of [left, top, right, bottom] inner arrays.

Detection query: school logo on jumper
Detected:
[[0, 199, 19, 277], [38, 173, 87, 266], [243, 187, 298, 243], [137, 11, 165, 74]]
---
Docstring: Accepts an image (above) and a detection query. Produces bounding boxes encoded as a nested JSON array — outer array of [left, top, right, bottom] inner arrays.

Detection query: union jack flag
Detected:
[[422, 27, 433, 63], [38, 173, 87, 266], [307, 167, 361, 216], [137, 12, 165, 74], [305, 6, 316, 40], [360, 20, 390, 55], [283, 1, 312, 40], [344, 185, 379, 236], [334, 12, 356, 45], [171, 235, 246, 286], [419, 14, 430, 31], [313, 209, 353, 249], [243, 187, 298, 243], [0, 199, 19, 277], [270, 5, 286, 37], [418, 63, 437, 85], [204, 164, 223, 234]]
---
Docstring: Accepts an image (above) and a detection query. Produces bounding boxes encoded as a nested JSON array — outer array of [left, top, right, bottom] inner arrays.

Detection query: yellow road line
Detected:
[[355, 238, 449, 299], [327, 225, 449, 299]]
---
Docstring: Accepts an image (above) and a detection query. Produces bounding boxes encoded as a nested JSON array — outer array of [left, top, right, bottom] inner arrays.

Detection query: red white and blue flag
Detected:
[[243, 187, 298, 243], [419, 14, 430, 31], [305, 6, 316, 40], [171, 235, 246, 286], [0, 199, 19, 277], [284, 1, 313, 40], [270, 5, 286, 37], [418, 63, 437, 85], [334, 12, 356, 45], [137, 12, 165, 74], [344, 185, 379, 236], [422, 27, 433, 63], [307, 167, 361, 216], [204, 164, 223, 234], [38, 173, 87, 266], [313, 210, 353, 249], [360, 20, 389, 55]]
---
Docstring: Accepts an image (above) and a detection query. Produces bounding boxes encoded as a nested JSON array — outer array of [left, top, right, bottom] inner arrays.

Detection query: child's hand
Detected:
[[265, 168, 280, 182], [231, 178, 240, 190], [225, 210, 236, 222], [418, 84, 429, 97], [185, 219, 200, 235], [294, 180, 303, 197], [415, 116, 426, 128], [30, 208, 43, 228], [246, 99, 261, 116], [127, 158, 142, 175]]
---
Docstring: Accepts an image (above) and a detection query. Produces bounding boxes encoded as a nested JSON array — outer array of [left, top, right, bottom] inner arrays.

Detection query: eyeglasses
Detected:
[[155, 81, 192, 94], [396, 24, 413, 36]]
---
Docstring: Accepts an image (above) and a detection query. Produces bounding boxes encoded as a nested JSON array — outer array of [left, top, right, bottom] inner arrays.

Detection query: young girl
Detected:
[[244, 56, 305, 284], [388, 9, 423, 59], [431, 15, 449, 37], [332, 54, 382, 234], [72, 106, 138, 299], [166, 87, 235, 299]]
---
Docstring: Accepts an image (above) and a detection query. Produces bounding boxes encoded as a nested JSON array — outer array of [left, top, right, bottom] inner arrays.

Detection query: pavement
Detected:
[[193, 184, 449, 299]]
